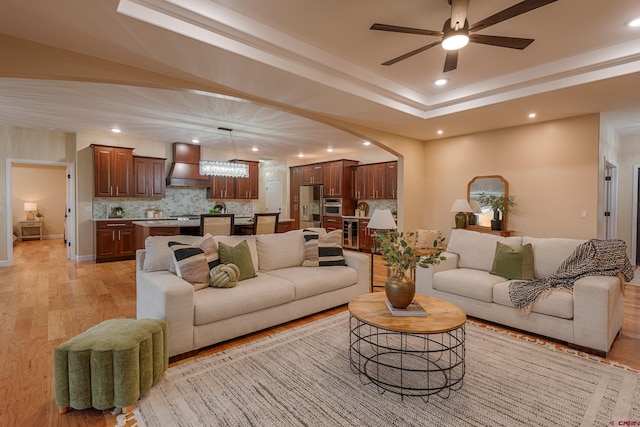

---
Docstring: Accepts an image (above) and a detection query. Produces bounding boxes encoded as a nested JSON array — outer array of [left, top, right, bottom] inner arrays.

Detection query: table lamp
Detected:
[[24, 202, 37, 221], [450, 199, 472, 229], [366, 209, 398, 291], [468, 200, 482, 225]]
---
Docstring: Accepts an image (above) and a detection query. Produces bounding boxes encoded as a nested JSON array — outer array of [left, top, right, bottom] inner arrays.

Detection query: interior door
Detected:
[[266, 179, 282, 214]]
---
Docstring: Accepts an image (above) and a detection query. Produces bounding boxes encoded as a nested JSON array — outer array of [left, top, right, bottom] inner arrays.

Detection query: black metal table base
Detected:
[[349, 314, 465, 401]]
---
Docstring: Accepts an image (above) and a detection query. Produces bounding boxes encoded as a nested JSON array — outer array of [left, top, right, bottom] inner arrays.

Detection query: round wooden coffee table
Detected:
[[348, 293, 466, 400]]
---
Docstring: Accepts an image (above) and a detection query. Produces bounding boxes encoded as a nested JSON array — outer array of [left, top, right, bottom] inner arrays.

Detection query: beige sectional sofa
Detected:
[[136, 230, 369, 357], [416, 229, 628, 356]]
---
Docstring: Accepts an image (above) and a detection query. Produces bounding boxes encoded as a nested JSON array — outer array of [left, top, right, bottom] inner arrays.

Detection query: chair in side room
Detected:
[[200, 214, 234, 236], [253, 213, 279, 234]]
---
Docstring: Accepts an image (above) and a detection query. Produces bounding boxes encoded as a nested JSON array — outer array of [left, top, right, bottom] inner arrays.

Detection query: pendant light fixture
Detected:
[[199, 127, 249, 178]]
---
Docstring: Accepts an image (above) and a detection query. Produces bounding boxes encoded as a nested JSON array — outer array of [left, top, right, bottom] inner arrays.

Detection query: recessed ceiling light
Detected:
[[251, 147, 258, 152], [437, 130, 444, 135], [298, 153, 304, 158], [363, 141, 371, 146], [111, 128, 121, 133], [434, 78, 448, 86], [528, 113, 537, 118], [192, 139, 200, 143], [627, 17, 640, 27], [327, 147, 334, 152]]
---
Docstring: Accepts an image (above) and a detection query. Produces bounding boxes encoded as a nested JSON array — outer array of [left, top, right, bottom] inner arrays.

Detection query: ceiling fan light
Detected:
[[442, 33, 469, 50]]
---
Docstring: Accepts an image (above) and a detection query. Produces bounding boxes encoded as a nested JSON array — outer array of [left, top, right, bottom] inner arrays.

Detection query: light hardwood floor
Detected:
[[1, 240, 638, 426]]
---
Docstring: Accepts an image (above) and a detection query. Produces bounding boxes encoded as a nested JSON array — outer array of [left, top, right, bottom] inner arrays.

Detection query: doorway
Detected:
[[603, 160, 617, 240], [265, 179, 282, 214], [5, 159, 75, 266]]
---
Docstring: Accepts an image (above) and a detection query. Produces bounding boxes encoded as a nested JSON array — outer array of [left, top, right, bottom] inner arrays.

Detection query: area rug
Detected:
[[121, 312, 640, 427]]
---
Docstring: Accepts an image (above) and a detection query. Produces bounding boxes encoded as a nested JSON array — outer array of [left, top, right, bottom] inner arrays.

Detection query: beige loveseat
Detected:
[[136, 230, 369, 357], [416, 229, 629, 356]]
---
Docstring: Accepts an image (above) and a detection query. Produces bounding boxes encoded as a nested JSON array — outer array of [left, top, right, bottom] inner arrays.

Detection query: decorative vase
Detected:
[[491, 210, 503, 230], [385, 272, 415, 309], [454, 212, 467, 229]]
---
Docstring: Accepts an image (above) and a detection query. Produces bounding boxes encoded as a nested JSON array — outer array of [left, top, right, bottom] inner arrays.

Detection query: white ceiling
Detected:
[[1, 0, 640, 161]]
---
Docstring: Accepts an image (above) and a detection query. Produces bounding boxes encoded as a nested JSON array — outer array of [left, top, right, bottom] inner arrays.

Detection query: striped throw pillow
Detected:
[[302, 229, 345, 267], [168, 241, 210, 290]]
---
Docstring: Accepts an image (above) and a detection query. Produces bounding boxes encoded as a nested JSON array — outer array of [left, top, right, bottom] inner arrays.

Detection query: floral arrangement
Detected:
[[375, 231, 446, 275], [113, 206, 125, 217], [477, 193, 516, 219]]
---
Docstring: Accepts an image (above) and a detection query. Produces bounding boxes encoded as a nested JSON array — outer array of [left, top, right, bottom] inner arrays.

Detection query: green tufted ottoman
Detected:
[[54, 318, 168, 413]]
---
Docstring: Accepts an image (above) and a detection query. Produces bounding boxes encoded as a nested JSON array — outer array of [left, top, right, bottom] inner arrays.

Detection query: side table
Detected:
[[19, 221, 42, 241]]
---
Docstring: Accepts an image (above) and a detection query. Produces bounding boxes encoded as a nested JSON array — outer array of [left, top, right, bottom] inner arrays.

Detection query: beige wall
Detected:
[[423, 115, 601, 240], [12, 164, 66, 238]]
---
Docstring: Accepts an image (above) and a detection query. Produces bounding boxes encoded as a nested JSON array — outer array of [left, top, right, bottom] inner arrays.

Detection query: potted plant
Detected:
[[478, 193, 516, 230], [35, 211, 44, 221], [113, 206, 125, 218], [375, 231, 446, 308]]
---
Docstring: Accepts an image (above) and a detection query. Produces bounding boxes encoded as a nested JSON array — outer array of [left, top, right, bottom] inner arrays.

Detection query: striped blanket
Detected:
[[509, 239, 634, 314]]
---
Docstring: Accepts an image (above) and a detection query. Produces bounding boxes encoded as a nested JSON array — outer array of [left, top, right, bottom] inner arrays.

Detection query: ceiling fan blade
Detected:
[[469, 0, 557, 32], [370, 23, 442, 37], [469, 34, 534, 50], [443, 50, 459, 73], [450, 0, 470, 29], [381, 41, 442, 66]]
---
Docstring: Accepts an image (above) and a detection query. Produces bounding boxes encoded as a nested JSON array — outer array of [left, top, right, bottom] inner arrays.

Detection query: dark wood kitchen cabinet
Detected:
[[351, 161, 397, 200], [302, 164, 323, 185], [92, 145, 134, 197], [207, 160, 259, 200], [133, 156, 165, 198], [95, 220, 136, 263], [358, 218, 375, 252], [235, 160, 259, 199], [208, 175, 235, 199], [322, 216, 342, 233], [290, 166, 303, 229], [322, 160, 358, 198]]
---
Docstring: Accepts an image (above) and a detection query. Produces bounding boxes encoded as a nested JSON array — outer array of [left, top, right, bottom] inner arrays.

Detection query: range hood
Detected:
[[166, 142, 210, 187]]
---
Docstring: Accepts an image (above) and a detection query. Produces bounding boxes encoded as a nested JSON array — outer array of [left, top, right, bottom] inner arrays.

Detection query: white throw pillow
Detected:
[[415, 229, 442, 249], [143, 234, 200, 272], [447, 229, 522, 271], [256, 230, 305, 272], [522, 236, 585, 279]]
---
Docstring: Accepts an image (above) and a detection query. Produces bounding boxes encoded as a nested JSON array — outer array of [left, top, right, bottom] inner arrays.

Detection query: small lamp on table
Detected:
[[450, 199, 472, 229], [366, 209, 398, 292], [24, 202, 37, 221]]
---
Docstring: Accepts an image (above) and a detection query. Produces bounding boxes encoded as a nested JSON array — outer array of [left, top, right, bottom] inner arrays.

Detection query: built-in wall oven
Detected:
[[343, 218, 359, 250], [323, 198, 342, 217]]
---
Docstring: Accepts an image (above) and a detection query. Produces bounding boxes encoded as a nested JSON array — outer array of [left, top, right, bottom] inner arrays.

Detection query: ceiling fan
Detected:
[[370, 0, 557, 72]]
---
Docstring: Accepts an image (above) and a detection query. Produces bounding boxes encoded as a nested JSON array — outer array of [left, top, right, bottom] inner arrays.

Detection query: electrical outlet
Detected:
[[580, 210, 588, 219]]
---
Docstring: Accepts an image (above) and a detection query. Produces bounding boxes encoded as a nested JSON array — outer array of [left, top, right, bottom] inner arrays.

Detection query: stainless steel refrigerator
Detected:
[[299, 185, 323, 229]]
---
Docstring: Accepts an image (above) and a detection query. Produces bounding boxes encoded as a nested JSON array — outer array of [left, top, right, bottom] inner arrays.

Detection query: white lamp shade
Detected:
[[450, 199, 472, 213], [24, 202, 37, 212], [469, 200, 482, 213], [367, 209, 397, 230]]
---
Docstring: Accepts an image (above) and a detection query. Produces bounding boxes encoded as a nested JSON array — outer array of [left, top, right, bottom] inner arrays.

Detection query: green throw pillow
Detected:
[[218, 240, 257, 281], [490, 242, 534, 280]]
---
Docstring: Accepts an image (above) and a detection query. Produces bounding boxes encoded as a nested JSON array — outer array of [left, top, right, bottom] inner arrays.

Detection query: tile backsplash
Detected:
[[93, 188, 257, 219]]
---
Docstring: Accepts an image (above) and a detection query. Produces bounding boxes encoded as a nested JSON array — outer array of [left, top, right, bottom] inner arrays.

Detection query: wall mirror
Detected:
[[467, 175, 509, 229]]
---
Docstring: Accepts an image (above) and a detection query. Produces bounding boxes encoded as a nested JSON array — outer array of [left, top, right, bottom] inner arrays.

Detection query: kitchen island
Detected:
[[133, 219, 200, 250]]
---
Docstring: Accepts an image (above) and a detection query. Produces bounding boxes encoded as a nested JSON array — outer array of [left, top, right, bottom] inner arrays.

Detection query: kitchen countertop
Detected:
[[132, 220, 200, 227], [129, 217, 294, 227]]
